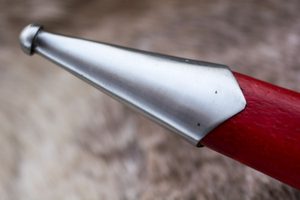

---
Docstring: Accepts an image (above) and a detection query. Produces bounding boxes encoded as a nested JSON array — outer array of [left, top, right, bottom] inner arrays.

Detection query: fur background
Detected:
[[0, 0, 300, 199]]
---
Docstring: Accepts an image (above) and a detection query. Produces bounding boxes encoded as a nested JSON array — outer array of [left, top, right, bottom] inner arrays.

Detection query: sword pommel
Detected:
[[19, 24, 246, 145]]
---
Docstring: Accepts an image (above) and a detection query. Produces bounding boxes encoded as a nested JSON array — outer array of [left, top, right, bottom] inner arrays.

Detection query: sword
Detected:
[[19, 24, 300, 189]]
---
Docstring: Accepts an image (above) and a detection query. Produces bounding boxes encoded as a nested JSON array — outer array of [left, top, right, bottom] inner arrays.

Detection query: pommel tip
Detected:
[[19, 24, 43, 55]]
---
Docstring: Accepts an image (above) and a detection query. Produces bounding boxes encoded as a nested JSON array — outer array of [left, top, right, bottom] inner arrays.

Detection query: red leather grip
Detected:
[[201, 72, 300, 189]]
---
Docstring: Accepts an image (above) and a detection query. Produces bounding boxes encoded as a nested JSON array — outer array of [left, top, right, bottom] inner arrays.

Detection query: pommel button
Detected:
[[19, 24, 43, 55]]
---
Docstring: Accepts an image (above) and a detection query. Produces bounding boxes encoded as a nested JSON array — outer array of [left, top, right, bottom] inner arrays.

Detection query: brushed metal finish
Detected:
[[19, 24, 246, 145]]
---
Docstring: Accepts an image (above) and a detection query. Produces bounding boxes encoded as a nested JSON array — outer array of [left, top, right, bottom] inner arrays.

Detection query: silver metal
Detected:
[[19, 24, 43, 55], [19, 24, 246, 146]]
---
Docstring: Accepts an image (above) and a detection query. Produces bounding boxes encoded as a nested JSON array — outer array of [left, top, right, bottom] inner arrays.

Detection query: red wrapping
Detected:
[[201, 72, 300, 189]]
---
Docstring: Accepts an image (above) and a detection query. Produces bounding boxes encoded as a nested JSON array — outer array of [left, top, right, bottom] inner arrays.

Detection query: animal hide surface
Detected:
[[0, 0, 300, 199]]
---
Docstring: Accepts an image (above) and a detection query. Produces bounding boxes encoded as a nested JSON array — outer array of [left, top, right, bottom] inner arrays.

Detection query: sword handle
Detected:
[[201, 72, 300, 189]]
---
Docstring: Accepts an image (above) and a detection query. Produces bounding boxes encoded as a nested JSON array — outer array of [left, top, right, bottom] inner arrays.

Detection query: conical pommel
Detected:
[[19, 24, 246, 145]]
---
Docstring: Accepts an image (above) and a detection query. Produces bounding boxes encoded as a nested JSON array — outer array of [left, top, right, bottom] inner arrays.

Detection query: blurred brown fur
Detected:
[[0, 0, 300, 199]]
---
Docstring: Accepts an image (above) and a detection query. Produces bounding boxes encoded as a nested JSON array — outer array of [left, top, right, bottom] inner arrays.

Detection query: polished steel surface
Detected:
[[19, 24, 43, 55], [19, 24, 246, 145]]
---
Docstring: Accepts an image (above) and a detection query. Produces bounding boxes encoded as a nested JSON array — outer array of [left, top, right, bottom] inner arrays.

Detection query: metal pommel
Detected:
[[19, 24, 43, 55], [19, 24, 246, 146]]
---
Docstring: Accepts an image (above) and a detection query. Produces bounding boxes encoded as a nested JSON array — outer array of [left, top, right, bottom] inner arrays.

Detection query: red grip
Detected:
[[201, 72, 300, 189]]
